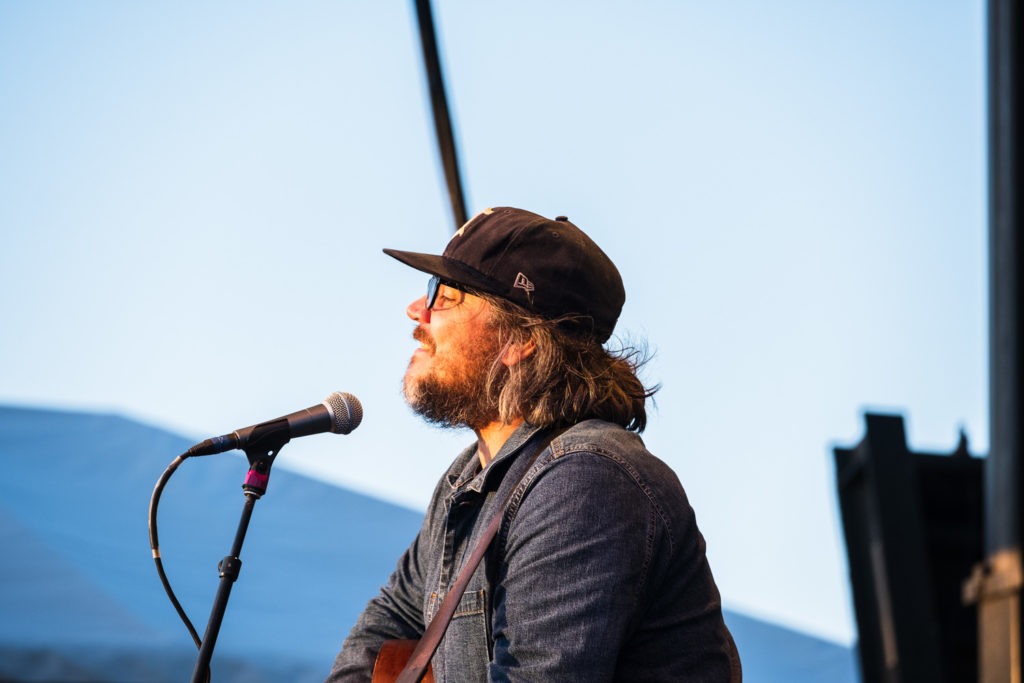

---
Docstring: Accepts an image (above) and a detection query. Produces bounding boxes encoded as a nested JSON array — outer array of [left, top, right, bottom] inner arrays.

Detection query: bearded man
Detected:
[[328, 207, 740, 682]]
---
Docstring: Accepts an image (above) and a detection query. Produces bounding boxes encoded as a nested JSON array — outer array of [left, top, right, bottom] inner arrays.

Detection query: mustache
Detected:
[[413, 326, 435, 351]]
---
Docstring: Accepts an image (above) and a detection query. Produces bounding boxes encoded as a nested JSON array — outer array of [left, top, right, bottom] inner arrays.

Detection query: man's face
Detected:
[[402, 282, 503, 429]]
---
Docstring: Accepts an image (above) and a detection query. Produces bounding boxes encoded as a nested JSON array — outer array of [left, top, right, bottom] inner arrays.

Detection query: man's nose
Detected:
[[407, 296, 431, 324]]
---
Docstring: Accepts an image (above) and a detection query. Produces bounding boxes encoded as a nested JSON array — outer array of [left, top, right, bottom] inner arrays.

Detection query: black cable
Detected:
[[148, 452, 203, 650], [413, 0, 468, 229]]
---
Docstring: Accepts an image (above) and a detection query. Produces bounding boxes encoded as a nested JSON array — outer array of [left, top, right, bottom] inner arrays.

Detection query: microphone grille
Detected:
[[324, 392, 363, 434]]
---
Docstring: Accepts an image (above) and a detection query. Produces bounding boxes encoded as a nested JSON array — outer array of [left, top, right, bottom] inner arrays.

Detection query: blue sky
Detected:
[[0, 1, 986, 645]]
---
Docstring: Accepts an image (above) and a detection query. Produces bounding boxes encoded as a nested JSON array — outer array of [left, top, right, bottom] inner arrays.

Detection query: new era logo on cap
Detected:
[[514, 272, 535, 293]]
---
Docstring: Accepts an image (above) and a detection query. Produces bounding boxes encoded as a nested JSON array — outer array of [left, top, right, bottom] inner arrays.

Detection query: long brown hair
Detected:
[[481, 294, 658, 432]]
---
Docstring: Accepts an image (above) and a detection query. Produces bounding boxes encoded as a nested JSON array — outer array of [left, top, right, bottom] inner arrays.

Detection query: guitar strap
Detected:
[[395, 428, 561, 683]]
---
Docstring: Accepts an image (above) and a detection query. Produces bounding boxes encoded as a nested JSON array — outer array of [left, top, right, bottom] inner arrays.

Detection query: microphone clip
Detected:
[[241, 418, 291, 497]]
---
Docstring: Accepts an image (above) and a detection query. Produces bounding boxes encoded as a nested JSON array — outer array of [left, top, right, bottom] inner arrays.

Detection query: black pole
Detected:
[[189, 421, 289, 682], [190, 493, 259, 683], [975, 1, 1023, 680], [413, 0, 468, 230], [987, 0, 1021, 554]]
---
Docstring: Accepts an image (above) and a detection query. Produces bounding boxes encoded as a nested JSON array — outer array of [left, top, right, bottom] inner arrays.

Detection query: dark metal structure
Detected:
[[834, 415, 983, 683]]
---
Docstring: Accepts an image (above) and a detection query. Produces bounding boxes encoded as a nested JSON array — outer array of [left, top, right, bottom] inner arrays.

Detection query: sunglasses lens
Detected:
[[426, 276, 441, 310]]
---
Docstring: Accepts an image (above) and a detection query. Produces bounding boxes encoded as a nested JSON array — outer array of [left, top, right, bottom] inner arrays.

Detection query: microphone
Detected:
[[187, 392, 362, 456]]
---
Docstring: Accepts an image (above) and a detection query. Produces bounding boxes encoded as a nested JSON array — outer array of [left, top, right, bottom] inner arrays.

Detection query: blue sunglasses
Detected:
[[426, 275, 469, 311]]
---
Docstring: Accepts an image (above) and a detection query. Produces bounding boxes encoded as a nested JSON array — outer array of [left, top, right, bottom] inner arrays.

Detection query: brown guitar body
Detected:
[[372, 640, 435, 683]]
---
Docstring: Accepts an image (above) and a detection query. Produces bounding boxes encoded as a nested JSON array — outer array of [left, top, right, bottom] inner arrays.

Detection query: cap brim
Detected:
[[382, 248, 448, 278], [383, 248, 504, 294]]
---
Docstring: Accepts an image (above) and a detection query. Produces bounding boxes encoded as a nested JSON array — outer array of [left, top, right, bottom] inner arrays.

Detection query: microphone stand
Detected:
[[190, 419, 290, 683]]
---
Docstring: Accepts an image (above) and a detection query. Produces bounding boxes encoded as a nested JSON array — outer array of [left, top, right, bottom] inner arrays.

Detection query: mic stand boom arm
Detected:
[[190, 418, 290, 683]]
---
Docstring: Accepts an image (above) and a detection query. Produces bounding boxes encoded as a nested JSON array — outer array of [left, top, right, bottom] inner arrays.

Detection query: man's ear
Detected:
[[501, 338, 537, 368]]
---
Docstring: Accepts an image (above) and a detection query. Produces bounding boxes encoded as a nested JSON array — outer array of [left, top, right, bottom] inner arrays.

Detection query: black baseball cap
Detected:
[[384, 207, 625, 343]]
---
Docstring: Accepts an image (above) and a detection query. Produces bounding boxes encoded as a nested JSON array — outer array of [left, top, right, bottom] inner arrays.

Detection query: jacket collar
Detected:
[[449, 422, 544, 494]]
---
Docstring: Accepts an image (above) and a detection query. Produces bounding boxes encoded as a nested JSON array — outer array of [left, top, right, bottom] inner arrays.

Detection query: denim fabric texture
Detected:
[[327, 420, 741, 682]]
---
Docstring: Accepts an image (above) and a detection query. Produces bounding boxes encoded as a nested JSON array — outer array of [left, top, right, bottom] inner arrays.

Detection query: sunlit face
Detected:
[[402, 282, 503, 429]]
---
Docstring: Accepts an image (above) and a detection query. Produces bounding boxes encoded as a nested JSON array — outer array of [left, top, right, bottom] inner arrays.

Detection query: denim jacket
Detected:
[[327, 420, 740, 682]]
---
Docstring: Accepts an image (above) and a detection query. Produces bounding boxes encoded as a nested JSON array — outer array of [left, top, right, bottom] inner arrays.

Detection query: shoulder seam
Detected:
[[504, 442, 676, 553]]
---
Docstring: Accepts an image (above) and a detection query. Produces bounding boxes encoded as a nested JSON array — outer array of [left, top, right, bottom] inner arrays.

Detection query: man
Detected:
[[328, 207, 740, 681]]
